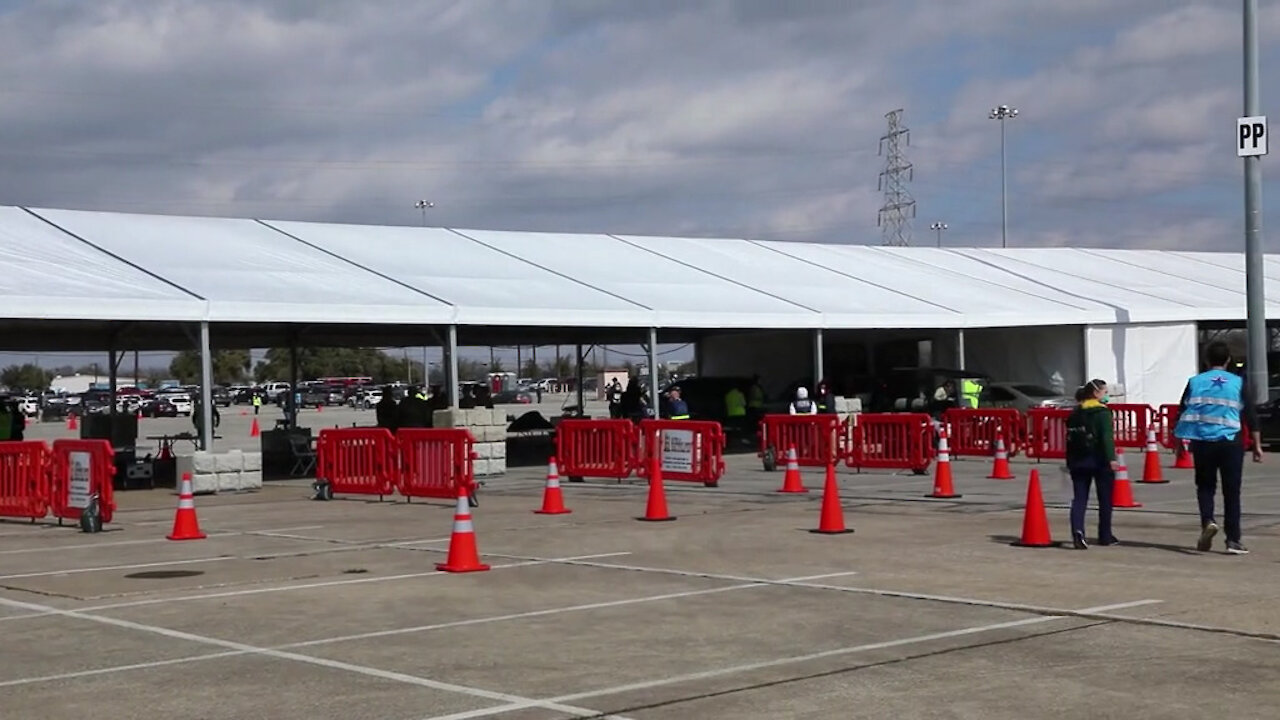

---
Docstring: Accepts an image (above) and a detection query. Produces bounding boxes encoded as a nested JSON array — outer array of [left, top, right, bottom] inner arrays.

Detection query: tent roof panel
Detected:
[[456, 229, 821, 327], [0, 207, 205, 321], [264, 220, 653, 327], [30, 208, 453, 324]]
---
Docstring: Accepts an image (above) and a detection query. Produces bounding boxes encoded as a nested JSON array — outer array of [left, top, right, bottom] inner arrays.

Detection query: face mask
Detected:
[[1101, 394, 1110, 403]]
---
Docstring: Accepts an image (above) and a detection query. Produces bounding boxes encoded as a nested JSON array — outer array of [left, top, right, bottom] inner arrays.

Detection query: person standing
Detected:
[[1065, 381, 1119, 549], [1174, 342, 1263, 555], [789, 387, 817, 415]]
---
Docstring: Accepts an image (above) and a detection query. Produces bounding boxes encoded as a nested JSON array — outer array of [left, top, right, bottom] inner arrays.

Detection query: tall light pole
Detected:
[[414, 199, 434, 226], [1243, 0, 1267, 402], [930, 221, 948, 248], [989, 104, 1018, 248]]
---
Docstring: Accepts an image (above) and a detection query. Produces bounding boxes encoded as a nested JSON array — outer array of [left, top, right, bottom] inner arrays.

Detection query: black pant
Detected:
[[1190, 440, 1245, 543], [1068, 461, 1114, 540]]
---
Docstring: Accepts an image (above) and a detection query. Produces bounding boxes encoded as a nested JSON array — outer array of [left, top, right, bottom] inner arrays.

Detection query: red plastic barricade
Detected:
[[1157, 404, 1181, 449], [635, 420, 725, 487], [1109, 404, 1155, 449], [942, 408, 1026, 458], [49, 439, 116, 525], [758, 414, 842, 469], [0, 441, 49, 520], [554, 419, 637, 481], [1026, 408, 1071, 461], [845, 413, 934, 475], [316, 427, 398, 497], [396, 428, 476, 500]]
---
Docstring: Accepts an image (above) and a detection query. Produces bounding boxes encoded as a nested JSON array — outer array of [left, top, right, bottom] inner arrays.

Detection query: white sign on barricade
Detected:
[[68, 451, 92, 509], [661, 429, 695, 474]]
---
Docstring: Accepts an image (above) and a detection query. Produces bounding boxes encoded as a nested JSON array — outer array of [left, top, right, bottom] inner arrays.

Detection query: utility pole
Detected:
[[877, 109, 916, 246], [989, 104, 1019, 248], [414, 199, 433, 226], [1243, 0, 1268, 402], [930, 221, 948, 248]]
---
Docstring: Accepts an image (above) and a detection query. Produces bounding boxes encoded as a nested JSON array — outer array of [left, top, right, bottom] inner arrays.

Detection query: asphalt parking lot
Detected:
[[5, 405, 1280, 719]]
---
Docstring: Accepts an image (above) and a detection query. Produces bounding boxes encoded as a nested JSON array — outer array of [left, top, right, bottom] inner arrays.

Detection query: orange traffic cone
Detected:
[[777, 446, 808, 493], [1112, 450, 1142, 509], [1140, 424, 1167, 484], [1011, 469, 1053, 547], [66, 413, 78, 431], [166, 473, 207, 541], [534, 457, 572, 515], [928, 427, 962, 499], [988, 431, 1015, 480], [637, 454, 676, 522], [810, 463, 853, 534], [436, 485, 490, 573], [1174, 439, 1194, 469], [249, 417, 260, 438]]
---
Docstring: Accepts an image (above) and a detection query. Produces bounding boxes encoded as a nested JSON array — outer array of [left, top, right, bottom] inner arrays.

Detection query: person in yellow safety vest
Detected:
[[252, 393, 262, 415], [961, 378, 983, 409], [748, 376, 765, 413], [724, 385, 746, 418]]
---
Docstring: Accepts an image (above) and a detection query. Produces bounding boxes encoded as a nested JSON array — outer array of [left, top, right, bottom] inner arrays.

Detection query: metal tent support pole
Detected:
[[575, 344, 585, 414], [1244, 0, 1268, 403], [199, 321, 214, 451], [648, 328, 659, 410], [957, 329, 967, 370], [288, 340, 299, 429], [813, 328, 825, 386], [108, 345, 118, 418], [446, 324, 460, 408]]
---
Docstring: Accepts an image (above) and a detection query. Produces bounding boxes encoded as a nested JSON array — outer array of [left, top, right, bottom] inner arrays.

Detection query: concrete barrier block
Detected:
[[190, 472, 218, 495], [482, 426, 507, 443], [175, 455, 195, 484], [472, 458, 492, 476], [240, 470, 263, 491], [216, 471, 241, 492], [487, 457, 506, 475], [475, 443, 493, 460], [490, 441, 506, 459], [433, 409, 460, 428], [490, 409, 507, 426], [242, 452, 262, 472], [191, 452, 218, 474], [214, 450, 243, 473]]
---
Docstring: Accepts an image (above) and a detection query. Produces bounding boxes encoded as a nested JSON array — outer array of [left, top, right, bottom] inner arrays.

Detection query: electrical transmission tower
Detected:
[[877, 109, 916, 246]]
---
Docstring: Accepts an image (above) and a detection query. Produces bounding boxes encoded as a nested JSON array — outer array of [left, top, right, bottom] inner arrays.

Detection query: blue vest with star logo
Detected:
[[1174, 370, 1244, 442]]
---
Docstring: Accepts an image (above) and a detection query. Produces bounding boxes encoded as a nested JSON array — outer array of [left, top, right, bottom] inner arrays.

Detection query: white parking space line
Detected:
[[0, 552, 633, 623], [0, 556, 232, 580], [0, 525, 327, 555], [0, 569, 856, 689], [0, 592, 633, 719], [420, 599, 1160, 720]]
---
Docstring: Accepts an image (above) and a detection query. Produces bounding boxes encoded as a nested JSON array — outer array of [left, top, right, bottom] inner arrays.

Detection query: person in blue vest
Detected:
[[1174, 342, 1263, 555], [665, 387, 690, 420]]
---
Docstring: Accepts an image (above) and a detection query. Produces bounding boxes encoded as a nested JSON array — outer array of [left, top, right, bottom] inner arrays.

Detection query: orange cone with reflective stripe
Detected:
[[67, 413, 77, 431], [988, 431, 1015, 480], [534, 456, 572, 515], [436, 485, 490, 573], [166, 473, 206, 541], [1174, 439, 1194, 469], [810, 462, 853, 534], [928, 427, 962, 499], [777, 446, 808, 493], [1011, 469, 1053, 547], [250, 417, 260, 438], [1112, 450, 1142, 509], [1141, 424, 1167, 484], [637, 454, 676, 522]]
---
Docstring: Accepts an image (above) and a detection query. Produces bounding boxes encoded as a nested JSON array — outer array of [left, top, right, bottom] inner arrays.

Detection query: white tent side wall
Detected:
[[1085, 322, 1198, 405], [962, 326, 1085, 395]]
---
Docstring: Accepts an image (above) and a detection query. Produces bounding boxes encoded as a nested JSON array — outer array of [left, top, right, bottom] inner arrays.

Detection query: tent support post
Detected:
[[694, 336, 704, 376], [575, 344, 585, 414], [108, 346, 118, 418], [648, 328, 659, 412], [813, 328, 825, 387], [288, 335, 299, 429], [199, 321, 214, 451], [957, 329, 966, 371], [446, 324, 459, 408]]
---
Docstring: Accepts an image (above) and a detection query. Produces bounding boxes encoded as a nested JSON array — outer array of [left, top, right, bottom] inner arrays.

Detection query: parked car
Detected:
[[493, 390, 533, 405], [158, 392, 192, 416], [983, 382, 1075, 412], [140, 398, 180, 418], [15, 395, 38, 417], [212, 387, 232, 407]]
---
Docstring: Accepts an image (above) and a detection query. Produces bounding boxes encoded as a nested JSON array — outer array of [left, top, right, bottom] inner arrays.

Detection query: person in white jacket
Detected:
[[789, 387, 817, 415]]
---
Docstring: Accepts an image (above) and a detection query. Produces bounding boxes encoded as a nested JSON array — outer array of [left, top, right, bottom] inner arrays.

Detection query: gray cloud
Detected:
[[0, 0, 1273, 249]]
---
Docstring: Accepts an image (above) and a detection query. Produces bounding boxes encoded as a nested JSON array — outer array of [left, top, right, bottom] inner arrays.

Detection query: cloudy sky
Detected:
[[1, 0, 1276, 252]]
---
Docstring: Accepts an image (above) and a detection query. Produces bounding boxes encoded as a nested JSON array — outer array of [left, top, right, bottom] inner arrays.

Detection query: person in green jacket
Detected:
[[1065, 379, 1119, 549]]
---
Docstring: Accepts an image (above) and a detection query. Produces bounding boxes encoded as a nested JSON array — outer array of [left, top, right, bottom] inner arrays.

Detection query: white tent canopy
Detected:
[[1, 205, 1275, 332]]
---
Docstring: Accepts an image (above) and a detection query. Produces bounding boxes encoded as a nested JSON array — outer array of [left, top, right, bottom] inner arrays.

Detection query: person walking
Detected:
[[1174, 342, 1263, 555], [1064, 380, 1119, 549]]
